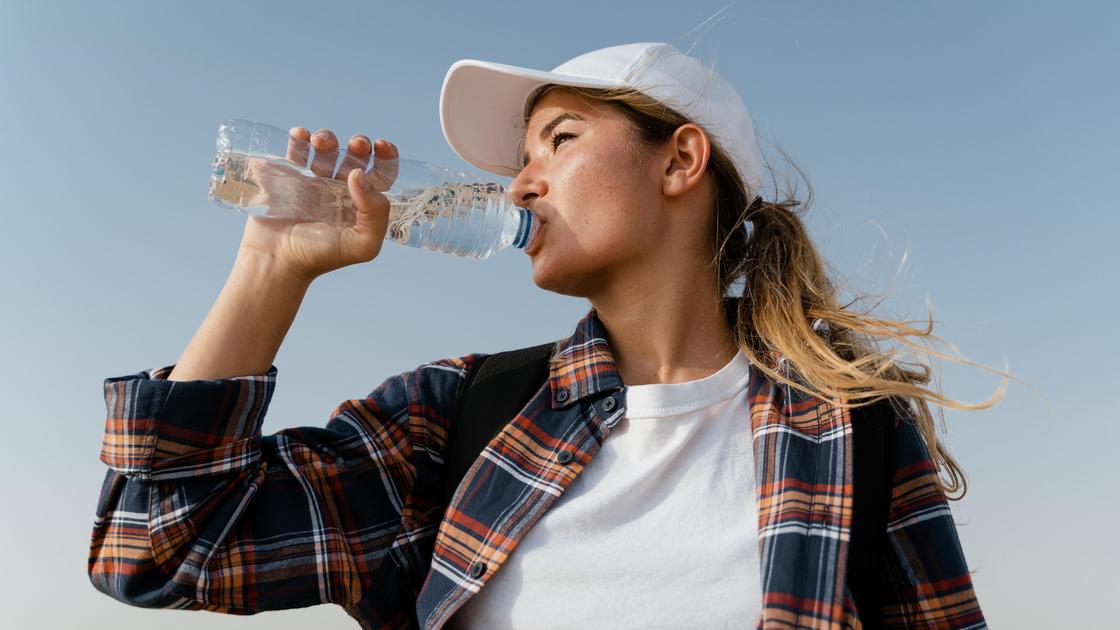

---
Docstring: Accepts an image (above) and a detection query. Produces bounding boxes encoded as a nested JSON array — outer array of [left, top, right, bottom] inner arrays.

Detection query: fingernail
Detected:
[[355, 170, 372, 191]]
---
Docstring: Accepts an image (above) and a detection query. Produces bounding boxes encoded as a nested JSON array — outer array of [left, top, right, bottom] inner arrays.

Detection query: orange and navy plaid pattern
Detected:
[[89, 307, 985, 629]]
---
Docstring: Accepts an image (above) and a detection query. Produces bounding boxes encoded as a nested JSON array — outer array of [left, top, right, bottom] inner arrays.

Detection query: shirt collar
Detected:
[[547, 308, 625, 408]]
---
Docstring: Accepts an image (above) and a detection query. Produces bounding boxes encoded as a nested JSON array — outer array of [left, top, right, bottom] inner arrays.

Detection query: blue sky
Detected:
[[1, 1, 1116, 627]]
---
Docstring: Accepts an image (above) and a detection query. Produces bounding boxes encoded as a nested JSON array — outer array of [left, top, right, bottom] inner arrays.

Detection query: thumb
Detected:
[[347, 168, 390, 239]]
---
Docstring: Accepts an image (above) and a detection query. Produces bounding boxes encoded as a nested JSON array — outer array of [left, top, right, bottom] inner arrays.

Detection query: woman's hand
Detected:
[[237, 126, 401, 285]]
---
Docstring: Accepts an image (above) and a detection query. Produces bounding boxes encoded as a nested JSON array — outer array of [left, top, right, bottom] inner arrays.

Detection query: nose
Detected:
[[507, 162, 546, 208]]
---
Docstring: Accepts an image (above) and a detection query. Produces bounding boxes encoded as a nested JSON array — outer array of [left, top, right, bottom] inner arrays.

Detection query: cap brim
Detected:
[[440, 59, 618, 177]]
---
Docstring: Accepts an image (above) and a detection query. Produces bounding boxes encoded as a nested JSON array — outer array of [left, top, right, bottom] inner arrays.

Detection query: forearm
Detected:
[[168, 250, 311, 381]]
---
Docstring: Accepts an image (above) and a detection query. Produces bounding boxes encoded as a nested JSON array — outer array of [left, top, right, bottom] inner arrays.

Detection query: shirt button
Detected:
[[602, 396, 616, 412], [557, 388, 570, 402], [556, 449, 574, 464], [468, 561, 486, 578]]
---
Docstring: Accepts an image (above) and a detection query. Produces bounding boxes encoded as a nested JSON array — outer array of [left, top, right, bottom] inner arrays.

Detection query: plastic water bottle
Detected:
[[208, 119, 539, 261]]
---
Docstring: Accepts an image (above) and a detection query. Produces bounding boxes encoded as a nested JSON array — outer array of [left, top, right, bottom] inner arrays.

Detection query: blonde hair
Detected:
[[529, 84, 1011, 499]]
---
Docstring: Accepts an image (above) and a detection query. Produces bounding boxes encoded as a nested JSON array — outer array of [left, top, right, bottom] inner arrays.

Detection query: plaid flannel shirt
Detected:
[[89, 306, 985, 629]]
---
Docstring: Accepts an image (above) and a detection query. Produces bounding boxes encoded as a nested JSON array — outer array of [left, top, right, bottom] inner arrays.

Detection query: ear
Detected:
[[661, 123, 711, 198]]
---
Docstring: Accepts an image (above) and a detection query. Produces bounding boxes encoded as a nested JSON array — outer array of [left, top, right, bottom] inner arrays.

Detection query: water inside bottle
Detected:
[[210, 151, 358, 225], [210, 151, 510, 254], [388, 178, 508, 256]]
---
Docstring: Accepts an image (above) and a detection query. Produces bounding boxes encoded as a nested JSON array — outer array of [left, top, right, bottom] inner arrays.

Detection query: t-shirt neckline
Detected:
[[623, 351, 751, 418]]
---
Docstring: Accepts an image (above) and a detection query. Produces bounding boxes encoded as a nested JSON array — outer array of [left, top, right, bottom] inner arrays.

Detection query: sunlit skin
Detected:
[[507, 90, 740, 385]]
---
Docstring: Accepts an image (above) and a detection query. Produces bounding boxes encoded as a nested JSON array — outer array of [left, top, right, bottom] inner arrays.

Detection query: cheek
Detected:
[[562, 155, 640, 220], [546, 146, 658, 249]]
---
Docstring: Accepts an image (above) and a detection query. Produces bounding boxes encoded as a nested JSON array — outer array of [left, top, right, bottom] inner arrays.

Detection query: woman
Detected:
[[89, 43, 1001, 629]]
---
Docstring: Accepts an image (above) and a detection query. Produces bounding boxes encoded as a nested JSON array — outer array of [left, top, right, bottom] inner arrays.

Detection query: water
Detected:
[[210, 151, 533, 260]]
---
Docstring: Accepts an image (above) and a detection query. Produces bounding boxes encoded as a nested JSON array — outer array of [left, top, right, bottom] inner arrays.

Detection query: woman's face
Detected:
[[508, 89, 670, 298]]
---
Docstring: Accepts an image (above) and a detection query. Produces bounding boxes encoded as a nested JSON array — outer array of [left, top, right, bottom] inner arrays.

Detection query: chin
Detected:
[[530, 256, 603, 298]]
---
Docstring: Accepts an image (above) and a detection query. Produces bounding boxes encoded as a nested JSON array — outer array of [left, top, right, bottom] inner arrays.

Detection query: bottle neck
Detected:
[[512, 207, 536, 249]]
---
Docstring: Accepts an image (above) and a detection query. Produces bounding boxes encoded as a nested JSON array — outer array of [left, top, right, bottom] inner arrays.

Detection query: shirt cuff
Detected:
[[100, 364, 278, 479]]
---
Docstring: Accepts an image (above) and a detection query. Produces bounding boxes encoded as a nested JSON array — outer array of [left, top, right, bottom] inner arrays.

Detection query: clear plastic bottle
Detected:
[[208, 119, 539, 261]]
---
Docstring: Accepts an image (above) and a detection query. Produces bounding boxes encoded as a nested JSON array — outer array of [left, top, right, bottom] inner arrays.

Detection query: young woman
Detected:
[[89, 43, 1000, 629]]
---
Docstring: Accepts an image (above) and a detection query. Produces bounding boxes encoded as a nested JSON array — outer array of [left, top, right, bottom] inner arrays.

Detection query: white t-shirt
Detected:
[[449, 350, 761, 629]]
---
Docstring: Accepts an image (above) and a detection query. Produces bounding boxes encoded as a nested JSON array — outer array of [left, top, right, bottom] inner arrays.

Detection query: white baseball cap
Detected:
[[439, 42, 766, 200]]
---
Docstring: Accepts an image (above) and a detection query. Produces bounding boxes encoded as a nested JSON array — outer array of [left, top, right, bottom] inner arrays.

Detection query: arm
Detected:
[[88, 124, 415, 616], [168, 249, 310, 381], [89, 352, 486, 617], [877, 405, 986, 628]]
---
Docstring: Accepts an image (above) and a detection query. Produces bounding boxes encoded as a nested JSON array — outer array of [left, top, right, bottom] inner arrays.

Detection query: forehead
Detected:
[[525, 89, 603, 124], [526, 89, 627, 132]]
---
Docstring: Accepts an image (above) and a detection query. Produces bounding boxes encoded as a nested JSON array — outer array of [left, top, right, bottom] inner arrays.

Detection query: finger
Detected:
[[286, 126, 311, 166], [366, 139, 400, 192], [309, 128, 340, 177], [334, 134, 373, 181]]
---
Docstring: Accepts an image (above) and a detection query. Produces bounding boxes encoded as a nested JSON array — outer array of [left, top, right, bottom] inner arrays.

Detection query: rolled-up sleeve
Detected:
[[99, 365, 275, 479]]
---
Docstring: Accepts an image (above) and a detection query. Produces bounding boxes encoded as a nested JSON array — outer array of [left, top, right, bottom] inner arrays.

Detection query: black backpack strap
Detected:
[[440, 341, 557, 505], [847, 396, 899, 629]]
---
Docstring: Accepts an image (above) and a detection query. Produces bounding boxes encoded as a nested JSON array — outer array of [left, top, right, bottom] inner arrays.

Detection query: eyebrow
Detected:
[[522, 112, 584, 167]]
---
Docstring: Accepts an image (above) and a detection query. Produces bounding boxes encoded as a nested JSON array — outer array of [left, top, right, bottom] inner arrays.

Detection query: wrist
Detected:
[[233, 247, 316, 290]]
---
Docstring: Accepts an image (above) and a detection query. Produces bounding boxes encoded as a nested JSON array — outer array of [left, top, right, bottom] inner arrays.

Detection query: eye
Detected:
[[550, 131, 575, 150]]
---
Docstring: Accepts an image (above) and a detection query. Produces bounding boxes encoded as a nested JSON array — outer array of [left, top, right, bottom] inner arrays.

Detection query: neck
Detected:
[[590, 273, 739, 386]]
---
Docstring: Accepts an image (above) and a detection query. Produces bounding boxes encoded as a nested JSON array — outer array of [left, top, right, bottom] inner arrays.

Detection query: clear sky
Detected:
[[1, 1, 1116, 627]]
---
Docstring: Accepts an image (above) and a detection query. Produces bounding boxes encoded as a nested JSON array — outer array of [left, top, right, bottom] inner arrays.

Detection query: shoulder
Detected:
[[374, 352, 491, 393]]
